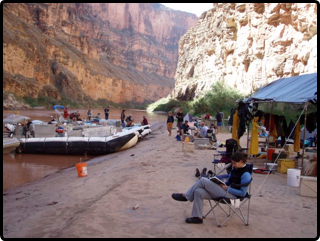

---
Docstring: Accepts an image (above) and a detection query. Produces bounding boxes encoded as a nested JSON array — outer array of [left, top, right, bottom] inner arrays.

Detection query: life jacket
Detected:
[[56, 127, 65, 133], [228, 164, 252, 189]]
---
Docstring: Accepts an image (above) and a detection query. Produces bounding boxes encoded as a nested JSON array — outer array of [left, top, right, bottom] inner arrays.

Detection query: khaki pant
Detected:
[[167, 122, 173, 133]]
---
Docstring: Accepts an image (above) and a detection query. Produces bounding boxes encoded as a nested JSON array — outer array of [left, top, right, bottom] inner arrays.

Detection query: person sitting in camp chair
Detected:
[[171, 152, 251, 224]]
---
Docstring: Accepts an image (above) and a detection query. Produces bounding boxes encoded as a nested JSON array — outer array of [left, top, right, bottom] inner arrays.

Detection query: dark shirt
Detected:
[[216, 112, 222, 122], [142, 117, 148, 125], [104, 108, 110, 119], [121, 112, 125, 123], [167, 116, 174, 123], [125, 116, 132, 122], [181, 123, 190, 133], [26, 121, 32, 130], [176, 112, 184, 122]]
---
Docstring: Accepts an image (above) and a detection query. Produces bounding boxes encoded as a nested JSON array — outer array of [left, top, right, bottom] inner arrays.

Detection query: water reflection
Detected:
[[3, 108, 167, 125], [3, 153, 93, 191], [3, 108, 167, 191]]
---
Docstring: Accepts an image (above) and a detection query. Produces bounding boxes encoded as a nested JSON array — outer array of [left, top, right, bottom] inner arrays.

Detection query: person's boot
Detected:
[[195, 168, 200, 178], [201, 168, 207, 177]]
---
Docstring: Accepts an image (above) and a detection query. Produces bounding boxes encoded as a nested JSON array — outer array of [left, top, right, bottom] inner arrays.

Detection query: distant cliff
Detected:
[[170, 3, 317, 101], [3, 3, 197, 105]]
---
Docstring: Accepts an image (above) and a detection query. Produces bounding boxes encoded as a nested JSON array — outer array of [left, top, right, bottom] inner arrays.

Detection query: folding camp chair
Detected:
[[213, 138, 239, 159], [212, 162, 232, 178], [203, 164, 253, 227], [212, 138, 239, 176]]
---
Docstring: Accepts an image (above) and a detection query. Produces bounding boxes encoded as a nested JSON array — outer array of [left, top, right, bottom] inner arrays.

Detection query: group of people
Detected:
[[166, 109, 221, 142], [62, 107, 149, 128], [63, 107, 82, 122], [85, 106, 110, 121], [166, 109, 185, 137], [120, 109, 149, 127], [87, 106, 111, 121]]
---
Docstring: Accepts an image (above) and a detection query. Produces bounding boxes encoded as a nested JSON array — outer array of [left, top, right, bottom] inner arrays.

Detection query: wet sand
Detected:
[[2, 122, 317, 238]]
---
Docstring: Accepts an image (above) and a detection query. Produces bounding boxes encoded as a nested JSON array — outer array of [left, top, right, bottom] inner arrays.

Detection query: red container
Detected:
[[267, 148, 275, 160]]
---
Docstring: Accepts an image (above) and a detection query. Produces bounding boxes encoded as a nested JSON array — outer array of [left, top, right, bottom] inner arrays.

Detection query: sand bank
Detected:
[[2, 122, 317, 238]]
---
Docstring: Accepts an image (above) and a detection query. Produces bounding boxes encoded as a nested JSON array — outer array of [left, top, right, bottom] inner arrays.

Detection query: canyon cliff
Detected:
[[3, 3, 197, 105], [170, 3, 317, 101]]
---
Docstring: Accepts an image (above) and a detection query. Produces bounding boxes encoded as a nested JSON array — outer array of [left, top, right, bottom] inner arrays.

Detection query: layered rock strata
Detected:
[[170, 3, 317, 101], [3, 3, 197, 104]]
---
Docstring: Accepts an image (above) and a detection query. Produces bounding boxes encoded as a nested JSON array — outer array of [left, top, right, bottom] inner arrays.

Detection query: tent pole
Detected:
[[301, 103, 308, 170], [246, 121, 249, 153]]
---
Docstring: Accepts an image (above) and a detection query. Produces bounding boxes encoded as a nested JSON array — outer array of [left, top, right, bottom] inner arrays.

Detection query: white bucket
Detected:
[[287, 169, 301, 187]]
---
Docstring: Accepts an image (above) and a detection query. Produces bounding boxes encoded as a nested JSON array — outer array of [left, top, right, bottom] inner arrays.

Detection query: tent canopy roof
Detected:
[[245, 73, 317, 104]]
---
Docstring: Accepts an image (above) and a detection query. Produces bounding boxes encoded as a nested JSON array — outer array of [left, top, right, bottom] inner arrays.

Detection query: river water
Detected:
[[3, 108, 167, 191]]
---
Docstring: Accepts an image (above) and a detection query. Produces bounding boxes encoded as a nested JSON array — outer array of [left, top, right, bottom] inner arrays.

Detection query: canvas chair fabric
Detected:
[[212, 138, 239, 175]]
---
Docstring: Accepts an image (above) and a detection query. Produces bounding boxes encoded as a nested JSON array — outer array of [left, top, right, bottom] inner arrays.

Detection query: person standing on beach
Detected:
[[216, 110, 223, 134], [171, 152, 251, 224], [176, 109, 184, 131], [121, 110, 126, 128], [104, 106, 110, 120], [86, 107, 92, 121], [167, 111, 174, 136]]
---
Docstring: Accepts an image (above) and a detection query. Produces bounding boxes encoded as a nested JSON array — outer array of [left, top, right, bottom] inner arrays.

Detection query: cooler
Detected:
[[300, 176, 317, 197], [182, 142, 194, 152], [277, 159, 295, 173]]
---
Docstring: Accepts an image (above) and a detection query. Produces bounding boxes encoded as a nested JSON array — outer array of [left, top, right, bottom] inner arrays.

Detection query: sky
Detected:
[[160, 3, 213, 17]]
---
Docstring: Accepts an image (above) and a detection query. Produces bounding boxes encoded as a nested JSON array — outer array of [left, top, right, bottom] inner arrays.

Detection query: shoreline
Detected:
[[3, 122, 317, 238]]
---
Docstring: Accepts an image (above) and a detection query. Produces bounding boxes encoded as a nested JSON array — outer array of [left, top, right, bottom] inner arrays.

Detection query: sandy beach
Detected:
[[2, 122, 317, 238]]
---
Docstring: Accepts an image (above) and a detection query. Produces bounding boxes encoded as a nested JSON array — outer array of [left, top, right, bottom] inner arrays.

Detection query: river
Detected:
[[3, 108, 168, 191]]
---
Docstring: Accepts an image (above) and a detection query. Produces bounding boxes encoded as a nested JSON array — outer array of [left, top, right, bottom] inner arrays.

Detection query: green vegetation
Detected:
[[147, 80, 246, 118], [23, 96, 71, 109], [147, 98, 191, 114]]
